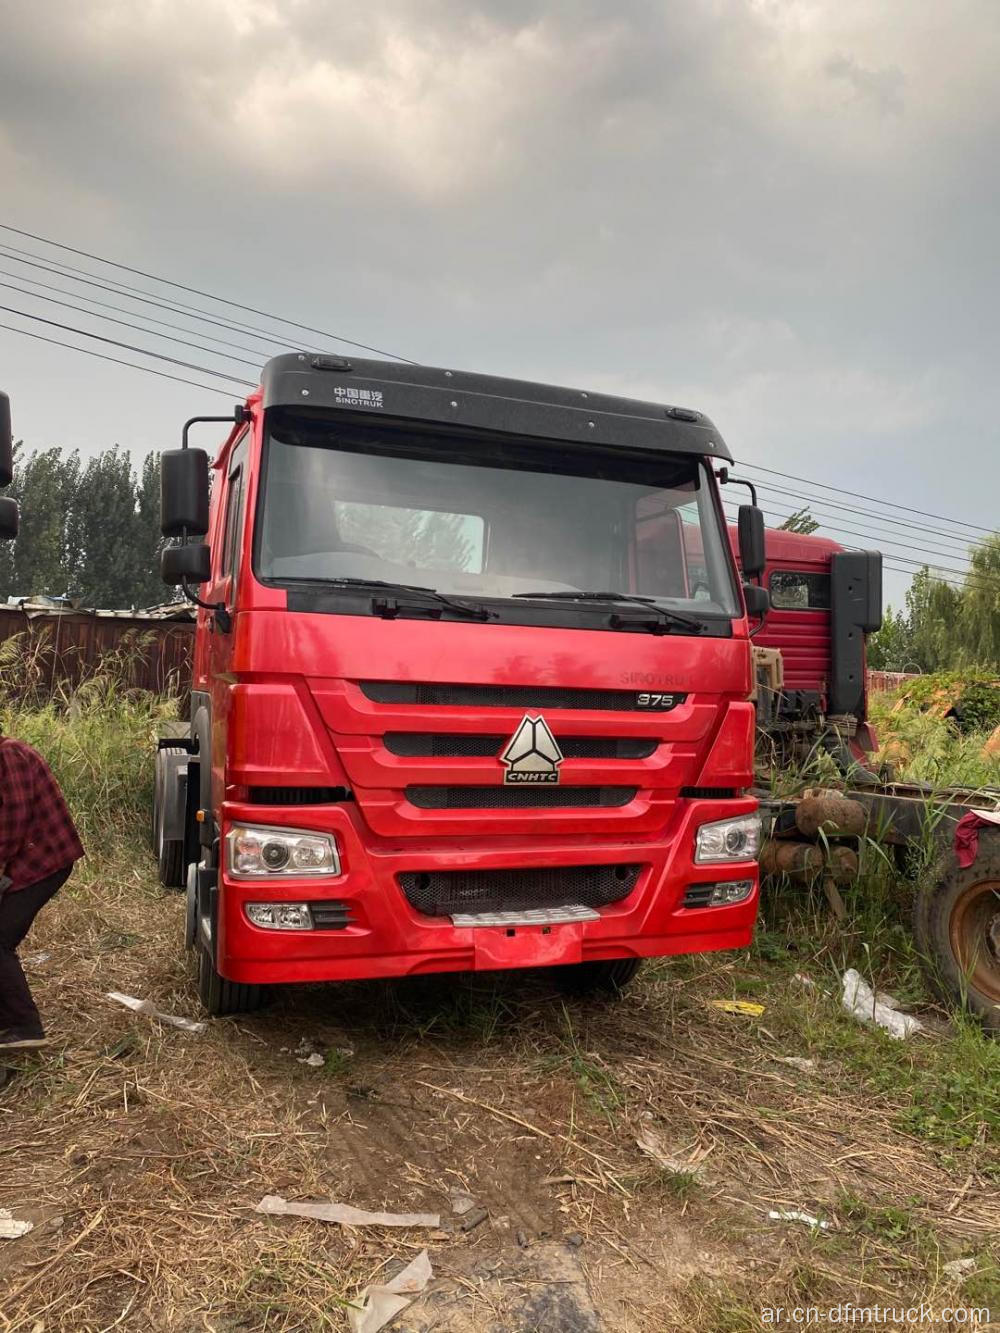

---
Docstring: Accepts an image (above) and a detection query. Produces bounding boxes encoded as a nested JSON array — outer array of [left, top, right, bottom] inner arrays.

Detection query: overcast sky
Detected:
[[3, 0, 999, 605]]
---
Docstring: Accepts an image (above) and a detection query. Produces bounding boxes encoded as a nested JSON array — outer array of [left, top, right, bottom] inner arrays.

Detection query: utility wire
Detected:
[[0, 304, 255, 387], [0, 223, 417, 363], [736, 458, 995, 536], [743, 477, 989, 553], [0, 265, 274, 361], [0, 321, 239, 398], [0, 246, 313, 355], [0, 279, 262, 369]]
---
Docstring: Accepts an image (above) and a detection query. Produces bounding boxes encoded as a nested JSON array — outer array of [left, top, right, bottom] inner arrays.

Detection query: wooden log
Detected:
[[760, 840, 824, 880], [795, 794, 867, 839]]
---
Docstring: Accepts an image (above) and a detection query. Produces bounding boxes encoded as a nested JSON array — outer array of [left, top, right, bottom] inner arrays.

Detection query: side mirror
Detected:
[[161, 542, 211, 585], [161, 448, 209, 538], [742, 582, 769, 616], [737, 504, 766, 578], [0, 390, 12, 488], [0, 495, 18, 541]]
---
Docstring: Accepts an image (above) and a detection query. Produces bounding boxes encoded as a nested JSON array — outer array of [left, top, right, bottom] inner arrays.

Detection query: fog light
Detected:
[[245, 902, 314, 930], [708, 879, 754, 906]]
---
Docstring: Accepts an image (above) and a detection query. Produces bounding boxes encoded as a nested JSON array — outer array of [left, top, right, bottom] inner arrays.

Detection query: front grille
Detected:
[[247, 787, 353, 805], [307, 901, 354, 929], [384, 733, 656, 759], [406, 785, 637, 809], [362, 681, 685, 712], [399, 863, 642, 917]]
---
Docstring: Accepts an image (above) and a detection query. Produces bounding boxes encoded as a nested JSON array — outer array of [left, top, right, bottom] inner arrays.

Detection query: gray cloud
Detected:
[[1, 0, 998, 605]]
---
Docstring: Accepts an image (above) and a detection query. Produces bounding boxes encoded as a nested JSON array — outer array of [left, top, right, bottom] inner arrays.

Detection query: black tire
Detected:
[[914, 828, 1000, 1032], [156, 811, 186, 890], [551, 958, 644, 996], [196, 940, 264, 1017]]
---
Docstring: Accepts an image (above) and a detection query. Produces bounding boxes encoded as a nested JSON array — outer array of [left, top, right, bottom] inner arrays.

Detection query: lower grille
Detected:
[[307, 901, 354, 929], [362, 681, 683, 712], [406, 785, 637, 809], [385, 733, 656, 759], [399, 864, 642, 917]]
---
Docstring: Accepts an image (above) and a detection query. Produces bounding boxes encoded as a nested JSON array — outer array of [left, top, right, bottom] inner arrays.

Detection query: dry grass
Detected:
[[1, 698, 999, 1330]]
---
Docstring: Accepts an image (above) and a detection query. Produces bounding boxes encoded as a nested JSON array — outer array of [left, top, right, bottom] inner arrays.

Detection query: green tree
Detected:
[[778, 508, 819, 535], [958, 534, 1000, 667], [867, 605, 917, 672]]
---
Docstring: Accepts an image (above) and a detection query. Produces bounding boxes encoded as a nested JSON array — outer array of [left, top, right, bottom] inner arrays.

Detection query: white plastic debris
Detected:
[[943, 1258, 976, 1281], [255, 1195, 440, 1228], [793, 972, 816, 989], [348, 1249, 432, 1333], [0, 1209, 34, 1239], [773, 1056, 816, 1072], [841, 970, 923, 1040], [768, 1209, 830, 1230], [21, 951, 50, 968], [449, 1191, 476, 1216], [297, 1052, 325, 1068], [106, 992, 206, 1034]]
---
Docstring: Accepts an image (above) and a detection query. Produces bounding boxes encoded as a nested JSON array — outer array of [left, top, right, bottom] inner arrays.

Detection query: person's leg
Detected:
[[0, 867, 72, 1039]]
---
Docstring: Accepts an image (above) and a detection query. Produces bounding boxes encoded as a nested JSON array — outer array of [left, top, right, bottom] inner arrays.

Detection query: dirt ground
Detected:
[[1, 845, 998, 1332]]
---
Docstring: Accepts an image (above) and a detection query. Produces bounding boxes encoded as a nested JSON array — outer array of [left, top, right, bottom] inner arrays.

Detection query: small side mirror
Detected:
[[161, 448, 210, 538], [0, 495, 18, 541], [161, 542, 211, 585], [737, 504, 766, 578], [742, 582, 769, 616], [0, 390, 12, 488]]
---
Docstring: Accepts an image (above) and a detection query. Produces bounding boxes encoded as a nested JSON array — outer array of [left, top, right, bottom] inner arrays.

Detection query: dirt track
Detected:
[[1, 847, 998, 1331]]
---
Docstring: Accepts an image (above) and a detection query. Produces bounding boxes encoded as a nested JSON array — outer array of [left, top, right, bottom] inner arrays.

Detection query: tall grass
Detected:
[[0, 636, 176, 845]]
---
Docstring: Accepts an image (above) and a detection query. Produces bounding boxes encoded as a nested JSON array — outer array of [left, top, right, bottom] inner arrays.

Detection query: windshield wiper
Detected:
[[287, 577, 495, 622], [511, 590, 705, 634]]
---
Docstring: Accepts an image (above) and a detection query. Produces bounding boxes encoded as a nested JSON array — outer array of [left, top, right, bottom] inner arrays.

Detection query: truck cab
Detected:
[[155, 355, 765, 1014]]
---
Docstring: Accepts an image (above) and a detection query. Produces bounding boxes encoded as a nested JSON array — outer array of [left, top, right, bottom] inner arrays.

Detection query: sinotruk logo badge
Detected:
[[500, 715, 564, 785]]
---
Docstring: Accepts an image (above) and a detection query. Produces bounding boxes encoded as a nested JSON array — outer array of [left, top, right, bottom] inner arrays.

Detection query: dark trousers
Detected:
[[0, 866, 72, 1036]]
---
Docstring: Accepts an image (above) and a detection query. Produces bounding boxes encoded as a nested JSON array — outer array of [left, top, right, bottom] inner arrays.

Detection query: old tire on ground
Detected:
[[913, 828, 1000, 1033], [551, 958, 643, 996], [196, 940, 264, 1017]]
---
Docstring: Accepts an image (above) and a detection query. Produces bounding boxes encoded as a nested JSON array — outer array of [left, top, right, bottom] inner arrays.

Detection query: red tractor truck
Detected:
[[152, 354, 770, 1014]]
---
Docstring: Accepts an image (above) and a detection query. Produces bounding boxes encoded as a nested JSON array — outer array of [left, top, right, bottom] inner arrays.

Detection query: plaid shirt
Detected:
[[0, 739, 84, 891]]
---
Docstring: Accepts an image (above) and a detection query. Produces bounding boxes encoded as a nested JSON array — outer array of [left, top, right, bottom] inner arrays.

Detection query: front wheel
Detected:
[[914, 829, 1000, 1032], [196, 940, 265, 1017], [551, 958, 643, 996]]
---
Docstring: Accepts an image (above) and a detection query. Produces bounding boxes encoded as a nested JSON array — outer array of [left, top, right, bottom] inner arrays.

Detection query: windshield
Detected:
[[255, 417, 740, 619]]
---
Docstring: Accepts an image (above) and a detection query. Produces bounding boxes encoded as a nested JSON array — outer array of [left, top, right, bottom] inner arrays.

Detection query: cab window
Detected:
[[769, 570, 830, 610]]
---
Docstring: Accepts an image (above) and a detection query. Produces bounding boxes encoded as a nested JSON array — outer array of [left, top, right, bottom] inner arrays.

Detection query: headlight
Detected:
[[227, 824, 340, 878], [695, 813, 760, 863]]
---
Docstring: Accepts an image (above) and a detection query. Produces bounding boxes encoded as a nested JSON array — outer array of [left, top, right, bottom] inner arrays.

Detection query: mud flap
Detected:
[[473, 922, 585, 971]]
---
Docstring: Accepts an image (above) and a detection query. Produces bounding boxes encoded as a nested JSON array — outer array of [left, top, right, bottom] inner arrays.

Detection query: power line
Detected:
[[0, 279, 262, 369], [0, 320, 238, 397], [0, 246, 312, 355], [0, 222, 417, 363], [0, 304, 255, 387], [744, 477, 988, 553], [737, 458, 994, 536], [0, 264, 274, 361]]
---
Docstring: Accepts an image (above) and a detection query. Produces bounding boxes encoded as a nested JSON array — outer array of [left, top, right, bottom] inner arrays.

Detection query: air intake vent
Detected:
[[384, 733, 656, 759], [307, 901, 354, 929], [406, 785, 637, 809], [362, 681, 685, 712], [399, 864, 641, 917], [679, 787, 737, 800], [247, 787, 353, 805], [681, 884, 717, 909]]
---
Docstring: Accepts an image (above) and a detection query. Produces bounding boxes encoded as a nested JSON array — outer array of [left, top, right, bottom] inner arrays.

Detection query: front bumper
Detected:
[[215, 796, 759, 984]]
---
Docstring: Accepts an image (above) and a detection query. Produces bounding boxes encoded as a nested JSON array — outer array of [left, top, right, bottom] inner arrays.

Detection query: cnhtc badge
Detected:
[[500, 714, 564, 785]]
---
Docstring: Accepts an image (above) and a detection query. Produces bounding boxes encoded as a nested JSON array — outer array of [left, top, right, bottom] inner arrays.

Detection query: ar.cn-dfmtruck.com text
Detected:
[[759, 1305, 991, 1327]]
